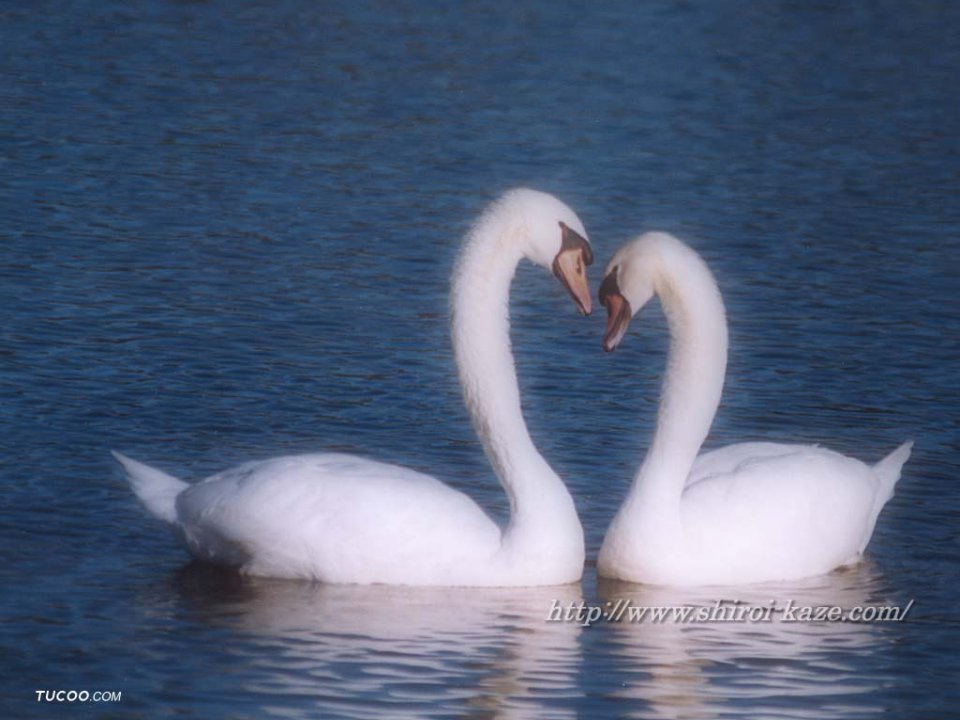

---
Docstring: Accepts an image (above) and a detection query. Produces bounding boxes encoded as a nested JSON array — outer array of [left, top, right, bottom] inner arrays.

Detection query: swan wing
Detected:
[[174, 453, 501, 583], [681, 444, 883, 581], [688, 442, 801, 487]]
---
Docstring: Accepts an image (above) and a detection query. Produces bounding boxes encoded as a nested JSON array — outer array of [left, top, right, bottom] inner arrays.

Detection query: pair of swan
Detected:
[[115, 190, 911, 587]]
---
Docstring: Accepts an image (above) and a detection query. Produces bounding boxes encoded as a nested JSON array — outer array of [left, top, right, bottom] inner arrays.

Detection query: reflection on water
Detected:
[[173, 564, 582, 719], [597, 564, 902, 719], [166, 563, 911, 718]]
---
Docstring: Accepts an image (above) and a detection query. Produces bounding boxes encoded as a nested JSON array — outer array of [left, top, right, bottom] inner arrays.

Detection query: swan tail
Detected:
[[852, 441, 912, 556], [873, 440, 913, 503], [112, 451, 189, 524]]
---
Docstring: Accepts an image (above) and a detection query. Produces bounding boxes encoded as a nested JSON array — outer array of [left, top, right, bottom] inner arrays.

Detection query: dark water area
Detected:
[[2, 0, 958, 717]]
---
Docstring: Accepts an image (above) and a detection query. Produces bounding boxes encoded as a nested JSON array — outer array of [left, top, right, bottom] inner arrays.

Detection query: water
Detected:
[[2, 0, 958, 717]]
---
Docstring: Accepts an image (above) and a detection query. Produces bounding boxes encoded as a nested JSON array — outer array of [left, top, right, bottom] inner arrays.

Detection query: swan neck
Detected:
[[629, 246, 728, 516], [450, 215, 555, 514]]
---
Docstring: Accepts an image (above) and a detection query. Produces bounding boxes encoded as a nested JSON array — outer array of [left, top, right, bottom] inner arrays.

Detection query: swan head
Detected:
[[552, 220, 594, 316], [501, 189, 594, 316], [599, 233, 667, 352]]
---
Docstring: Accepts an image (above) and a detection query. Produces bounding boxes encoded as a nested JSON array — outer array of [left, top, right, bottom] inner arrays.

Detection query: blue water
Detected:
[[3, 0, 959, 717]]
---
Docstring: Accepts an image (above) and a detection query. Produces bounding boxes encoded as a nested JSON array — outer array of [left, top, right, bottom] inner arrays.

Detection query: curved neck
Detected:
[[449, 212, 576, 542], [626, 246, 728, 526]]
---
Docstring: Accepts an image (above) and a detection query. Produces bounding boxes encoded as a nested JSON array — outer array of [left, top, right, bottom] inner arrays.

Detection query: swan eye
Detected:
[[599, 268, 621, 305], [558, 221, 593, 265]]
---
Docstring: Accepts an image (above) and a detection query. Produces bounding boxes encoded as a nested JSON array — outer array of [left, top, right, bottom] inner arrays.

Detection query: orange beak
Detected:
[[552, 222, 593, 316], [599, 272, 632, 352]]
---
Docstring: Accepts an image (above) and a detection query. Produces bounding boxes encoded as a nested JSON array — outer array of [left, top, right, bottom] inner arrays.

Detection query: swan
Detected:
[[596, 231, 911, 586], [114, 188, 594, 586]]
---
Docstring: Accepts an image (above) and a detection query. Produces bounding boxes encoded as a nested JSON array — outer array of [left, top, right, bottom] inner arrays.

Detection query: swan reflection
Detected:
[[173, 563, 582, 719], [597, 564, 903, 719]]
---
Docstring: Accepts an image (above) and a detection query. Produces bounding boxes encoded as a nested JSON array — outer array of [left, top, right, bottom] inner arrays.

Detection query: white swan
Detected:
[[597, 231, 911, 586], [114, 189, 593, 586]]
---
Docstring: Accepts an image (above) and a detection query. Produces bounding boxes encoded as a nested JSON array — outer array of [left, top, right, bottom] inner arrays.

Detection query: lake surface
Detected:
[[2, 0, 959, 717]]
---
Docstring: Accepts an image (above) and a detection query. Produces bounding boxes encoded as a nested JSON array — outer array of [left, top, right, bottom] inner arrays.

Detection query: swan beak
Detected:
[[553, 223, 594, 316], [600, 272, 632, 352]]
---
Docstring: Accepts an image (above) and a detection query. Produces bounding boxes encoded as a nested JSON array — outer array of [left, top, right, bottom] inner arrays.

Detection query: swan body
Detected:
[[115, 189, 593, 586], [597, 232, 911, 586]]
